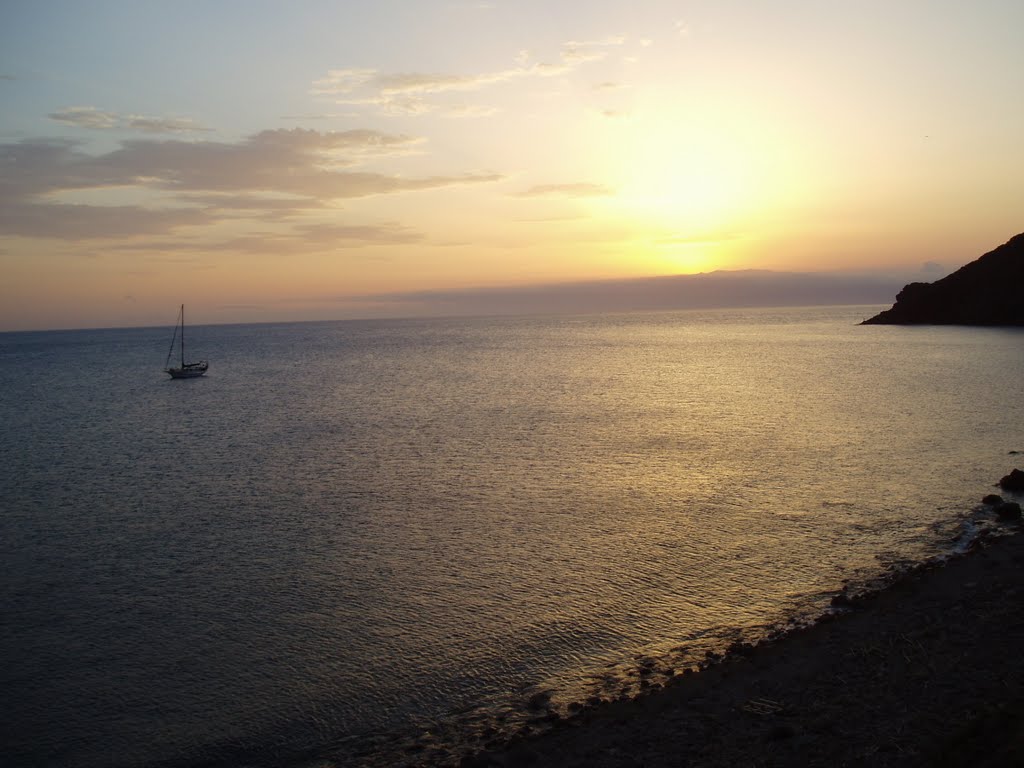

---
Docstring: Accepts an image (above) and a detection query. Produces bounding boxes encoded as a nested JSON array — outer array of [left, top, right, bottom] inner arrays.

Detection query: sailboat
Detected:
[[164, 304, 209, 378]]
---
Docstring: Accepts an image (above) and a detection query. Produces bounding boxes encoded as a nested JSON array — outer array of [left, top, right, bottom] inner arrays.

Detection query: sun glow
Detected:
[[616, 145, 750, 226], [584, 136, 756, 274], [581, 98, 806, 276]]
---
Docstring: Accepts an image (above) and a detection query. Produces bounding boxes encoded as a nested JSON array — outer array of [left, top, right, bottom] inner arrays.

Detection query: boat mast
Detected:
[[180, 304, 185, 367], [164, 309, 179, 371]]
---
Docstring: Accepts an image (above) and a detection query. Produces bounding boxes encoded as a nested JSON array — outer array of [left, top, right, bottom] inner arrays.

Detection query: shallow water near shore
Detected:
[[2, 305, 1022, 767]]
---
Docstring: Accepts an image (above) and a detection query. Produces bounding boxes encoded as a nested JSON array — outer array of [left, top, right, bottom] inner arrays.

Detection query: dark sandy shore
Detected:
[[464, 518, 1024, 767]]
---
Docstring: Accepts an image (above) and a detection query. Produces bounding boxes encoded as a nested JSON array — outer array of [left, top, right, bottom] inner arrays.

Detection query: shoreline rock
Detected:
[[999, 468, 1024, 492]]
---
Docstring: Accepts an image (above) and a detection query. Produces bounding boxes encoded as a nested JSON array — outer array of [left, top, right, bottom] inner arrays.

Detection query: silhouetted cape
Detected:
[[862, 233, 1024, 325]]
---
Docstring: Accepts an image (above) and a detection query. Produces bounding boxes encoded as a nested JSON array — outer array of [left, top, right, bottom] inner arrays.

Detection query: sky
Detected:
[[2, 0, 1023, 331]]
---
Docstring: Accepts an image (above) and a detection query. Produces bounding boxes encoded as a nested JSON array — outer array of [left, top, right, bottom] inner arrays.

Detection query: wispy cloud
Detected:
[[174, 192, 325, 222], [0, 128, 501, 239], [311, 68, 378, 95], [2, 129, 432, 196], [48, 106, 119, 130], [0, 201, 211, 239], [313, 37, 628, 117], [444, 104, 500, 118], [560, 37, 624, 66], [125, 115, 211, 133], [48, 106, 212, 133], [293, 220, 421, 244], [514, 183, 614, 198], [185, 221, 423, 255], [103, 217, 424, 256]]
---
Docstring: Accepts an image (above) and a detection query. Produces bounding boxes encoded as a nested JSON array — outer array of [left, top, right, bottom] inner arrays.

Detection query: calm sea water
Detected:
[[2, 306, 1022, 767]]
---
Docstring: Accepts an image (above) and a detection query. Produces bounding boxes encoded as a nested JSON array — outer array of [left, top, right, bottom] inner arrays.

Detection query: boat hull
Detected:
[[166, 363, 208, 379]]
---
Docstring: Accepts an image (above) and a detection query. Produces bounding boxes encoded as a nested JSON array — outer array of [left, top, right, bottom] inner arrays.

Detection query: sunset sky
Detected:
[[2, 0, 1022, 330]]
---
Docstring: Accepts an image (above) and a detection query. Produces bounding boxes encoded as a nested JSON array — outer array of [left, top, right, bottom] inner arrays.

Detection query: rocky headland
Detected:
[[862, 233, 1024, 325]]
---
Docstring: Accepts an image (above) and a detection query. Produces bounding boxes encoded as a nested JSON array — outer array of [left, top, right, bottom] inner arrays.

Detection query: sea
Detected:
[[2, 305, 1022, 767]]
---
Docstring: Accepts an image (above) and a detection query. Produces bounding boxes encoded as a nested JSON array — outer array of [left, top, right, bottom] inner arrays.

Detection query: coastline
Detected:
[[461, 514, 1024, 766]]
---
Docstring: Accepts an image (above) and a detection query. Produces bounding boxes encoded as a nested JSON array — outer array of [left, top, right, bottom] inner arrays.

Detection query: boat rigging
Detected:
[[164, 304, 209, 379]]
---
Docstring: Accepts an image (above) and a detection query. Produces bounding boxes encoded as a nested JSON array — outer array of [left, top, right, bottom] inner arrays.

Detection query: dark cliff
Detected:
[[862, 233, 1024, 325]]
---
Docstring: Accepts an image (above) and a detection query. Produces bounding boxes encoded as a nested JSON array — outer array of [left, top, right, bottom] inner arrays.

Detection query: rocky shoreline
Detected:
[[460, 477, 1024, 767]]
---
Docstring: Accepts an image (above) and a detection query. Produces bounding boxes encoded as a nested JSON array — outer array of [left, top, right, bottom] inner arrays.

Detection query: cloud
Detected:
[[313, 37, 628, 117], [0, 130, 485, 200], [293, 221, 421, 244], [375, 72, 486, 95], [175, 192, 325, 222], [49, 107, 119, 129], [444, 104, 500, 118], [102, 215, 424, 256], [0, 201, 210, 239], [48, 106, 211, 133], [559, 48, 606, 66], [201, 224, 417, 257], [310, 68, 377, 95], [920, 260, 945, 275], [312, 69, 516, 116], [126, 115, 211, 133], [148, 221, 422, 256], [0, 129, 501, 239], [514, 183, 614, 198]]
